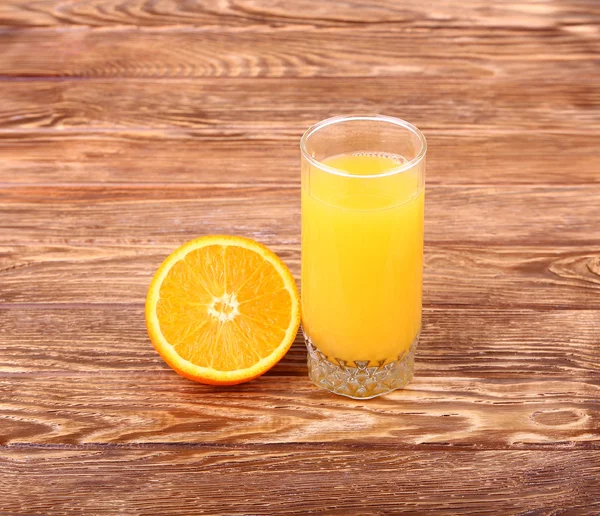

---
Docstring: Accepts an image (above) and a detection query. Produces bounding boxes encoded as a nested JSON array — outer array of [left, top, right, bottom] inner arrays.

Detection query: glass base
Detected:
[[304, 331, 418, 399]]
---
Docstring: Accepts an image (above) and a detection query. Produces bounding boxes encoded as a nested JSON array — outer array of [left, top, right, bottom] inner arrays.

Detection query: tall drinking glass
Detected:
[[301, 114, 426, 399]]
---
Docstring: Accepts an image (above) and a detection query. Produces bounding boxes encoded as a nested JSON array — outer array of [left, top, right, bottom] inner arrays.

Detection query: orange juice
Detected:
[[301, 152, 424, 365]]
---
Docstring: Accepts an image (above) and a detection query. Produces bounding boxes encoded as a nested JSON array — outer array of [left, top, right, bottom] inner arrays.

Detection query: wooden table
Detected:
[[1, 1, 599, 513]]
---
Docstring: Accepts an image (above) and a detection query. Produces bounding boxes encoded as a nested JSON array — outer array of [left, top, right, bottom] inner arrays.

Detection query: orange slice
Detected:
[[145, 236, 300, 385]]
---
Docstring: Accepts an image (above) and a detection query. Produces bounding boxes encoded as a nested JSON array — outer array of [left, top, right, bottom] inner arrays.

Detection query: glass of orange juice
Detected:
[[300, 114, 426, 399]]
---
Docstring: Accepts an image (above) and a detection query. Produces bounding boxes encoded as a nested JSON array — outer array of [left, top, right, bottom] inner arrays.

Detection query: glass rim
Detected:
[[300, 114, 427, 179]]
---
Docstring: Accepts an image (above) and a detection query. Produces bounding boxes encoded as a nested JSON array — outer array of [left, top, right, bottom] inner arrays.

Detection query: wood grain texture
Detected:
[[1, 130, 599, 185], [1, 244, 600, 307], [0, 372, 598, 447], [1, 185, 599, 246], [1, 0, 599, 512], [1, 26, 598, 79], [2, 0, 597, 28], [1, 306, 599, 377], [1, 448, 599, 514], [0, 77, 597, 133]]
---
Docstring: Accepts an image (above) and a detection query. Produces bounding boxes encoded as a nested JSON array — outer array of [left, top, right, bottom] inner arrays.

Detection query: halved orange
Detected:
[[145, 235, 300, 385]]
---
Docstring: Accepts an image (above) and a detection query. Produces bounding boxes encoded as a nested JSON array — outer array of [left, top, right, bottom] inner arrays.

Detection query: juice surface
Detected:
[[301, 152, 424, 364]]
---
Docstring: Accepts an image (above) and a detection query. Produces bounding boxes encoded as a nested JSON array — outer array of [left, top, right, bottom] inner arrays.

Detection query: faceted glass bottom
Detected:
[[304, 331, 418, 399]]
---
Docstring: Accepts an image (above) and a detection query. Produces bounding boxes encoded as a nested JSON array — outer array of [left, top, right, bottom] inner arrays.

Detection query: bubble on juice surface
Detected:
[[351, 151, 408, 164]]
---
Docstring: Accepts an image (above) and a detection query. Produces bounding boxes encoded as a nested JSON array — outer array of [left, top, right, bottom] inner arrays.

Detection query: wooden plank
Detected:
[[0, 77, 596, 133], [1, 244, 600, 308], [1, 130, 598, 185], [4, 0, 600, 29], [1, 185, 599, 246], [1, 0, 597, 28], [1, 448, 599, 514], [1, 26, 597, 79], [0, 306, 599, 377], [0, 372, 598, 447]]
